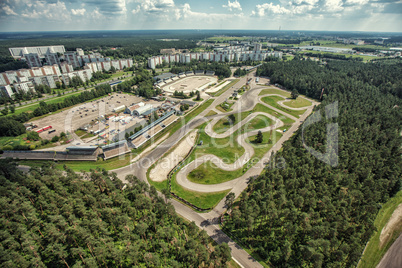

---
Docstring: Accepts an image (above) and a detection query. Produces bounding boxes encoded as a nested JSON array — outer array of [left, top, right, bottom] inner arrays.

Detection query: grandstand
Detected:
[[101, 141, 130, 160], [130, 110, 178, 148], [205, 70, 215, 76], [1, 147, 100, 161], [195, 70, 205, 75]]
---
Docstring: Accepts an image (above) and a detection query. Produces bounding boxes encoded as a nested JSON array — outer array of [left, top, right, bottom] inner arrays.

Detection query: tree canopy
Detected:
[[224, 59, 402, 267], [0, 160, 231, 267]]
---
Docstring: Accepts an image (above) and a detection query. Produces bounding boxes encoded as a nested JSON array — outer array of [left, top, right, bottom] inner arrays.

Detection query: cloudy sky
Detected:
[[0, 0, 401, 32]]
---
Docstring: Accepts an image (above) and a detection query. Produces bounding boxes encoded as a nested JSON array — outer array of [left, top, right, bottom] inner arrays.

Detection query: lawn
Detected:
[[74, 129, 87, 137], [241, 115, 272, 132], [213, 111, 251, 134], [261, 96, 306, 118], [252, 103, 295, 126], [188, 161, 244, 185], [170, 174, 230, 210], [282, 97, 312, 108], [81, 132, 96, 139], [205, 110, 217, 117], [196, 127, 245, 164], [259, 87, 291, 97], [0, 134, 40, 149], [213, 79, 240, 97], [357, 191, 402, 268]]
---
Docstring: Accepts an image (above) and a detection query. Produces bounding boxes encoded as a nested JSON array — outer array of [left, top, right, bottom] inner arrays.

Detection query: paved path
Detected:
[[377, 233, 402, 268]]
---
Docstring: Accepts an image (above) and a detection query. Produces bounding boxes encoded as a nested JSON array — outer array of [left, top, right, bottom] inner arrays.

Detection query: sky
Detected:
[[0, 0, 401, 32]]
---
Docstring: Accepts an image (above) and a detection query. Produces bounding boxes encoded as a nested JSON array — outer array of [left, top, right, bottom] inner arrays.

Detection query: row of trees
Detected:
[[224, 59, 402, 266], [0, 160, 232, 267]]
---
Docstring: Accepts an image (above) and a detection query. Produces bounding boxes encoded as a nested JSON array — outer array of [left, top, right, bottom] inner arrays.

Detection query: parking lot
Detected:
[[29, 93, 159, 141]]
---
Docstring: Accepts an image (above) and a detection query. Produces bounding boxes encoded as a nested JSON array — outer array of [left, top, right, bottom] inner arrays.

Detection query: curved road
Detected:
[[110, 74, 319, 267]]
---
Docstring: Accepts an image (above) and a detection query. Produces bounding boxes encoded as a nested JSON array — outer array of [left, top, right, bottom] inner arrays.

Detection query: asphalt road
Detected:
[[15, 73, 317, 267], [112, 73, 322, 267]]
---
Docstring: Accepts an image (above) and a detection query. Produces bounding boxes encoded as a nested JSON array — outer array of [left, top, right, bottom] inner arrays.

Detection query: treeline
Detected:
[[234, 68, 248, 77], [170, 61, 232, 79], [0, 160, 231, 267], [114, 69, 162, 99], [0, 117, 26, 137], [353, 47, 377, 53], [224, 59, 402, 266], [0, 56, 28, 72], [303, 52, 362, 61]]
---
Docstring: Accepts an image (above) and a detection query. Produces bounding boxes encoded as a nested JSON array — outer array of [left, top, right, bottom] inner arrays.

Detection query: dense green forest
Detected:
[[0, 160, 231, 267], [223, 59, 402, 267]]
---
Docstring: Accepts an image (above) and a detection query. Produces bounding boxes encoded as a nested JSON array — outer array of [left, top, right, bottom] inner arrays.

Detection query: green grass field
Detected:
[[357, 191, 402, 268], [242, 115, 273, 132], [205, 110, 218, 117], [188, 161, 243, 185], [196, 128, 245, 164], [259, 87, 291, 97], [213, 111, 251, 134], [282, 97, 311, 108], [252, 103, 295, 126], [0, 134, 40, 149], [170, 174, 230, 210], [261, 96, 306, 118]]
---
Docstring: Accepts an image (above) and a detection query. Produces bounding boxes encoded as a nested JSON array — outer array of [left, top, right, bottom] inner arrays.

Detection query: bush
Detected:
[[41, 139, 50, 145], [27, 131, 40, 141], [3, 145, 13, 151], [29, 145, 36, 150], [51, 136, 60, 142]]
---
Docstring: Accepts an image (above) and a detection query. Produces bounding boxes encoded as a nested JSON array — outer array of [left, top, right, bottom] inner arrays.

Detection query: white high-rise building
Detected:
[[9, 45, 65, 59], [44, 52, 60, 66], [24, 53, 42, 68], [0, 85, 14, 98]]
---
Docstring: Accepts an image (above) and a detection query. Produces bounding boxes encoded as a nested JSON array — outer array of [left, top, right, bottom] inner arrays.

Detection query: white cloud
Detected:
[[71, 8, 86, 16], [2, 5, 17, 16], [345, 0, 369, 5], [253, 3, 291, 16], [132, 0, 175, 14], [324, 0, 344, 12], [21, 1, 71, 20], [223, 0, 242, 11]]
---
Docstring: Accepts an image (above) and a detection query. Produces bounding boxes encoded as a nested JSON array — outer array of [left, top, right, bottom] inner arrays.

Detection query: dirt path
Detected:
[[149, 130, 198, 182], [380, 203, 402, 248]]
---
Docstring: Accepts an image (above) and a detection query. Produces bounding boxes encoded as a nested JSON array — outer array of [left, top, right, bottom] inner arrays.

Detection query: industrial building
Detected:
[[124, 102, 145, 115], [132, 104, 154, 116]]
